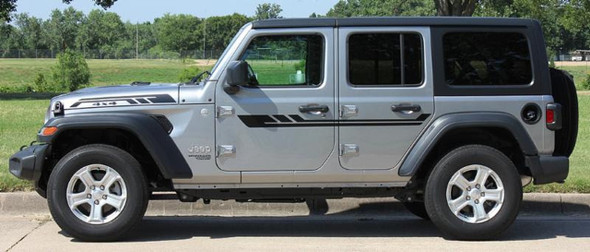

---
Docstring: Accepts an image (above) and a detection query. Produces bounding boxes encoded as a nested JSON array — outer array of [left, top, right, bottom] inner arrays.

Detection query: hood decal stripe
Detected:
[[70, 94, 175, 108]]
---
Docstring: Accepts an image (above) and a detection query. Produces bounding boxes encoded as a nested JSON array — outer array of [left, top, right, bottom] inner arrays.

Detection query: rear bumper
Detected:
[[8, 144, 48, 181], [525, 155, 569, 185]]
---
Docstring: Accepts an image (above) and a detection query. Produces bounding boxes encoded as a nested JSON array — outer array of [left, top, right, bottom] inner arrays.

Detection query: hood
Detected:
[[53, 83, 181, 110]]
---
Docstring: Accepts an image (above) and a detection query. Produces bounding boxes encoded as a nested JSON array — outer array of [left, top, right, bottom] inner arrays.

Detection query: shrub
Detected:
[[178, 66, 201, 82], [33, 73, 50, 92], [582, 74, 590, 90], [51, 49, 91, 91]]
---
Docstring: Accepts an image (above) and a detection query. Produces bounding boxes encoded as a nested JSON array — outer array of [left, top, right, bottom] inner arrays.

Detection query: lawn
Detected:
[[0, 58, 200, 89], [555, 62, 590, 89], [0, 99, 46, 191]]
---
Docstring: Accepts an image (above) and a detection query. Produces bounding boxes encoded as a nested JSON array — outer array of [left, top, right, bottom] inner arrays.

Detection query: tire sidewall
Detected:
[[47, 144, 148, 241], [425, 145, 522, 240]]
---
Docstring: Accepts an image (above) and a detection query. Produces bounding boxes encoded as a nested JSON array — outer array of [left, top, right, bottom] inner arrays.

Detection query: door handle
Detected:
[[299, 104, 329, 115], [391, 104, 421, 114]]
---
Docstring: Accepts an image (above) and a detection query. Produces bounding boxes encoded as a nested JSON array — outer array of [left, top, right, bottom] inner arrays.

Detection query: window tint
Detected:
[[348, 33, 423, 86], [443, 32, 532, 86], [240, 35, 323, 86]]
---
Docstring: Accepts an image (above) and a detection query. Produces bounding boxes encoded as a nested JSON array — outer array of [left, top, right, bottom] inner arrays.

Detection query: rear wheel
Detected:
[[47, 144, 148, 241], [424, 145, 522, 240]]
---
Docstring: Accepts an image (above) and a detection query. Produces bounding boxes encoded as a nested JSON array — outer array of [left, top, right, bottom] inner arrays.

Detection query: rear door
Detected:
[[337, 27, 434, 170], [215, 28, 335, 172]]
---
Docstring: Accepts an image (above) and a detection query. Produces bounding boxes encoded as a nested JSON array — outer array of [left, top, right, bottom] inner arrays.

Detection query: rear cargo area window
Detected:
[[348, 33, 423, 86], [443, 32, 532, 86]]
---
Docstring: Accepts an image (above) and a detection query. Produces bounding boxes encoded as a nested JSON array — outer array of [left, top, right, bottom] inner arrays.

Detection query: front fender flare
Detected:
[[398, 112, 538, 177], [39, 113, 192, 179]]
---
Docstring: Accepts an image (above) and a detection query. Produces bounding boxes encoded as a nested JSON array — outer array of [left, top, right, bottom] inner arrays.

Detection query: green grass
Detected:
[[525, 94, 590, 193], [249, 60, 302, 85], [0, 59, 196, 89], [557, 65, 590, 89], [0, 99, 47, 192]]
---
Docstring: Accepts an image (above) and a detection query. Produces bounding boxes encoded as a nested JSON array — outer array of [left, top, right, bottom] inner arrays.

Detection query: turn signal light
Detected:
[[40, 126, 58, 136]]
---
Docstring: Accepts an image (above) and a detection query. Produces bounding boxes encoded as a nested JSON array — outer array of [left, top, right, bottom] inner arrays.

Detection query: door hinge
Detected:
[[340, 144, 359, 156], [217, 106, 235, 117], [340, 105, 358, 118], [217, 145, 236, 157]]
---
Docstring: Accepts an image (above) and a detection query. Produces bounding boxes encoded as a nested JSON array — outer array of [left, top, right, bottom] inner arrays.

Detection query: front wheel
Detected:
[[47, 144, 149, 241], [424, 145, 522, 240]]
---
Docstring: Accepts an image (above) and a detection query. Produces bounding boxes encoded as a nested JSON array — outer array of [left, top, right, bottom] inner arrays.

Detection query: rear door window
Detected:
[[348, 33, 423, 86]]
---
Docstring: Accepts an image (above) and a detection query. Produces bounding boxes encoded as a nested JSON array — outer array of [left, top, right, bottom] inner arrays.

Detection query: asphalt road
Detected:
[[3, 215, 590, 251]]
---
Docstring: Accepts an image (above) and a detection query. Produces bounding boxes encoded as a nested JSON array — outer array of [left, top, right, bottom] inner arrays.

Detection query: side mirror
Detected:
[[224, 60, 249, 94], [226, 60, 249, 86]]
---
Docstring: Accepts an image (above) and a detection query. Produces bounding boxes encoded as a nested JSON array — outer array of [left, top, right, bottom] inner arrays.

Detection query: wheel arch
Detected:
[[38, 113, 192, 186], [399, 112, 537, 180]]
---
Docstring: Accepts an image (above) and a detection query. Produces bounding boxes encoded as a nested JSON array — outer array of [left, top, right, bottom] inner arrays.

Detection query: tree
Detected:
[[45, 7, 85, 51], [1, 0, 116, 23], [153, 14, 202, 51], [77, 9, 126, 58], [0, 0, 16, 22], [202, 14, 252, 52], [255, 3, 283, 20], [434, 0, 478, 16], [326, 0, 435, 17]]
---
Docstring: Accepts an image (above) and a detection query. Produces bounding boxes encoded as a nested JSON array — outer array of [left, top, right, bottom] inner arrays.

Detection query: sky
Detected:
[[14, 0, 340, 22]]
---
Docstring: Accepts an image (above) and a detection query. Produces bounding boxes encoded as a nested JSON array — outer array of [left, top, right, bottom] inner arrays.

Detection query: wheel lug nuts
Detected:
[[100, 185, 105, 190], [475, 184, 481, 189], [102, 195, 107, 199], [94, 200, 99, 205], [467, 186, 471, 191], [474, 199, 480, 204], [466, 196, 471, 200], [86, 194, 91, 198], [90, 185, 95, 190], [481, 192, 485, 197]]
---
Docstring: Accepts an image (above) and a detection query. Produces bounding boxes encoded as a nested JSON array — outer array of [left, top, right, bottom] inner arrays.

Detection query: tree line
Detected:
[[0, 1, 589, 59]]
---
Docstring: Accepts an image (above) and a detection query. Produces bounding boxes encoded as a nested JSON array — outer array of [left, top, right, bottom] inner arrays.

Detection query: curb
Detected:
[[1, 192, 589, 217]]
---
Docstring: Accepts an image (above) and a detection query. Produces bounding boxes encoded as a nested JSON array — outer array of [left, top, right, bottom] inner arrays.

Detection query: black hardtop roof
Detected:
[[251, 17, 538, 29]]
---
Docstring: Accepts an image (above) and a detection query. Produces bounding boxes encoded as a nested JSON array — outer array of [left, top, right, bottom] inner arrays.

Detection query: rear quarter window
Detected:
[[443, 32, 532, 86]]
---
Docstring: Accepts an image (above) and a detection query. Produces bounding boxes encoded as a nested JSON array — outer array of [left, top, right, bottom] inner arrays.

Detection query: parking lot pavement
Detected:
[[3, 215, 590, 251]]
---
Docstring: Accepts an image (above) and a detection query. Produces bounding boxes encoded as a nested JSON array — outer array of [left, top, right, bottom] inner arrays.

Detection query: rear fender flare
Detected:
[[398, 112, 538, 177]]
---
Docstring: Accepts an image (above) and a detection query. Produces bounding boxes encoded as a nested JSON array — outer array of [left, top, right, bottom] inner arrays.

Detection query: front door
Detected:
[[337, 27, 434, 170], [215, 28, 335, 172]]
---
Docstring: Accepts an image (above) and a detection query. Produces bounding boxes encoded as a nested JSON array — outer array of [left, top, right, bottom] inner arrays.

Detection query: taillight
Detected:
[[546, 103, 562, 131], [546, 108, 555, 124]]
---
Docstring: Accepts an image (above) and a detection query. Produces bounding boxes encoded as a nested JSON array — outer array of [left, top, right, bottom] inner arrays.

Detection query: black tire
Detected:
[[47, 144, 149, 241], [402, 201, 430, 220], [424, 145, 522, 240]]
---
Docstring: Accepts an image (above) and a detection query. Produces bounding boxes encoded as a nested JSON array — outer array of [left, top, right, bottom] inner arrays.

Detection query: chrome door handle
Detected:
[[299, 104, 329, 115], [391, 104, 421, 114]]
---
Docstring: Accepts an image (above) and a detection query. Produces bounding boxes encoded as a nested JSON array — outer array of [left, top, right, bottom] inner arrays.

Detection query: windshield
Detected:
[[210, 24, 248, 75]]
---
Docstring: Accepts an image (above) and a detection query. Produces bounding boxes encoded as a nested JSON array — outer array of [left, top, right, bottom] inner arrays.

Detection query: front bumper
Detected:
[[525, 155, 569, 185], [8, 144, 48, 181]]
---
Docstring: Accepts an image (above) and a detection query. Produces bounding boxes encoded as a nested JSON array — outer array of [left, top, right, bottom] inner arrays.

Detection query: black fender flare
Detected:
[[39, 113, 192, 179], [398, 112, 538, 176]]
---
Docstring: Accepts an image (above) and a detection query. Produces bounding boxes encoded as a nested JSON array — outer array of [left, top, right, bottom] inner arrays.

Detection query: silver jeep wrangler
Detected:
[[9, 17, 578, 241]]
